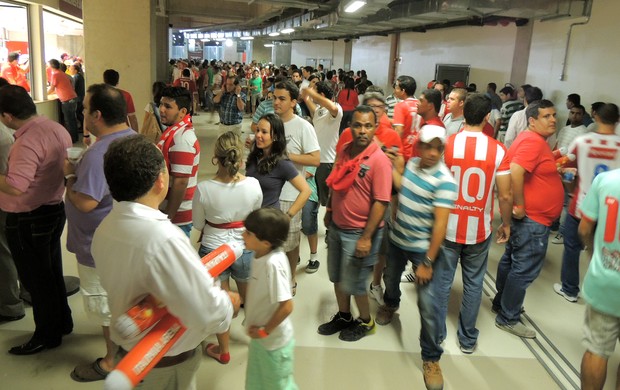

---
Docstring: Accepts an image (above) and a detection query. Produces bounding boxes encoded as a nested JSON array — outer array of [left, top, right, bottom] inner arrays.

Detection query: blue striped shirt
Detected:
[[390, 158, 458, 253]]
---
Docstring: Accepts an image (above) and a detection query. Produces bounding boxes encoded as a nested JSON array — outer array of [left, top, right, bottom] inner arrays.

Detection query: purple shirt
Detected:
[[65, 128, 136, 267], [246, 157, 298, 209], [0, 116, 71, 213]]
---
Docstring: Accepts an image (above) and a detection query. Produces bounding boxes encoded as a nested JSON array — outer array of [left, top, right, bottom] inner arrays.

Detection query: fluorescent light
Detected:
[[264, 43, 274, 47], [240, 36, 254, 40], [344, 0, 366, 13], [268, 32, 280, 37], [225, 39, 233, 47], [281, 28, 295, 34]]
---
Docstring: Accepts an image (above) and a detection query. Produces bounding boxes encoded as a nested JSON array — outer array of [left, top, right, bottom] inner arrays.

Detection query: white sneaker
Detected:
[[551, 233, 564, 245], [553, 283, 578, 302], [369, 283, 385, 306], [401, 271, 416, 283]]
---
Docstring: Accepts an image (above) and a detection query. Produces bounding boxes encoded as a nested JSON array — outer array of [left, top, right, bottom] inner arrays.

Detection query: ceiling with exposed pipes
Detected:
[[164, 0, 591, 41]]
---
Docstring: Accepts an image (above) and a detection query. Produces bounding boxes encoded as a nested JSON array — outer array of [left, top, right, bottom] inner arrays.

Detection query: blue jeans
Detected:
[[560, 214, 583, 297], [199, 245, 252, 282], [301, 200, 318, 236], [326, 224, 383, 296], [6, 203, 73, 344], [177, 223, 192, 238], [383, 242, 444, 361], [493, 217, 550, 325], [437, 237, 491, 349]]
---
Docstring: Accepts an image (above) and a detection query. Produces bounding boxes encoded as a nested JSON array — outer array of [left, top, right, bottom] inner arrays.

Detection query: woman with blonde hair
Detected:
[[192, 131, 263, 364]]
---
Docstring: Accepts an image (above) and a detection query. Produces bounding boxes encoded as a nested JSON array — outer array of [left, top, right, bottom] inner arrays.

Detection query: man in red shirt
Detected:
[[173, 68, 199, 115], [1, 52, 30, 92], [417, 89, 445, 128], [392, 75, 421, 161], [440, 94, 513, 353], [103, 69, 139, 132], [48, 59, 78, 143], [493, 99, 564, 339]]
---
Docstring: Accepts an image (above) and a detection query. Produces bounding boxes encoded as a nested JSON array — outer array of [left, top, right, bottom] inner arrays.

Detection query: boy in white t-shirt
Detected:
[[242, 208, 297, 390]]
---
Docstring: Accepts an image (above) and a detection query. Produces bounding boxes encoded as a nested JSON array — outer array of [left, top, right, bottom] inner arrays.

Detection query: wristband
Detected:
[[64, 174, 77, 186], [257, 327, 269, 338]]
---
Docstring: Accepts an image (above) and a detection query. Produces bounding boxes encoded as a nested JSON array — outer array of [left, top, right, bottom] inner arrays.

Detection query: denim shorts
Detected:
[[582, 304, 620, 359], [327, 224, 383, 296], [199, 245, 252, 282], [301, 200, 318, 236]]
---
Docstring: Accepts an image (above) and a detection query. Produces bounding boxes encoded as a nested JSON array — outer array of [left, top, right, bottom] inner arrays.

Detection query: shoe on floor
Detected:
[[305, 260, 320, 274], [376, 305, 397, 325], [457, 338, 476, 354], [70, 358, 110, 382], [204, 343, 230, 364], [369, 283, 385, 306], [318, 312, 353, 335], [401, 271, 416, 283], [8, 337, 61, 355], [0, 313, 25, 322], [553, 283, 578, 302], [423, 361, 444, 390], [495, 321, 536, 339], [338, 318, 375, 342], [551, 233, 564, 245]]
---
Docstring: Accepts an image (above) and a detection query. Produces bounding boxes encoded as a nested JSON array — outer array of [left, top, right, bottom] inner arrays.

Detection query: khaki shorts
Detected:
[[582, 303, 620, 359], [77, 263, 111, 327], [280, 200, 302, 252]]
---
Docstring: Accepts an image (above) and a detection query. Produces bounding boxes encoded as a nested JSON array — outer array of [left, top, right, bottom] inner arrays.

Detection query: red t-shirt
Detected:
[[337, 115, 403, 155], [337, 89, 359, 111], [508, 131, 564, 226], [119, 89, 136, 114], [393, 98, 421, 161], [173, 77, 198, 95]]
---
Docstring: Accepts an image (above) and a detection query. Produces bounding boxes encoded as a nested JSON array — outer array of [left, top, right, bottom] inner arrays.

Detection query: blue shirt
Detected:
[[579, 168, 620, 316], [390, 158, 457, 253], [219, 91, 246, 125]]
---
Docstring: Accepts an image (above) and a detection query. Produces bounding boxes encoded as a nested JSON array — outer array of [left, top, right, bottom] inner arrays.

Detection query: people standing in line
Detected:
[[63, 84, 136, 381], [438, 94, 513, 354], [1, 52, 30, 92], [102, 69, 139, 133], [92, 135, 239, 389], [68, 63, 85, 134], [48, 59, 79, 143], [0, 85, 73, 355], [318, 106, 392, 343], [495, 86, 523, 143], [392, 75, 422, 161], [156, 86, 200, 237], [243, 208, 297, 390], [575, 167, 620, 390], [493, 99, 564, 339], [193, 131, 263, 364], [378, 124, 457, 390]]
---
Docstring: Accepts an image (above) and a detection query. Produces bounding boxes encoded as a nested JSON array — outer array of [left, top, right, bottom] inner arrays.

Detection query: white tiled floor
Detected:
[[1, 113, 618, 389]]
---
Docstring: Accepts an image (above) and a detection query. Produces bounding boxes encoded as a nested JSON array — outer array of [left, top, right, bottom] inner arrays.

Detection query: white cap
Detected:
[[418, 125, 447, 144]]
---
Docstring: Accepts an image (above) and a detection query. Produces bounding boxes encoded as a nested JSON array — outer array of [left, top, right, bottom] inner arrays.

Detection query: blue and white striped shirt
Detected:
[[390, 158, 458, 253]]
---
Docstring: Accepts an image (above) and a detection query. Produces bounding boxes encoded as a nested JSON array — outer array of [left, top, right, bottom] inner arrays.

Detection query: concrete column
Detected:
[[28, 4, 46, 102], [510, 21, 534, 87], [343, 40, 352, 71], [82, 0, 155, 126]]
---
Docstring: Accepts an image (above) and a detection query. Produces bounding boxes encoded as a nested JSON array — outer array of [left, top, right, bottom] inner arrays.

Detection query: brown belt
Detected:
[[119, 347, 196, 368]]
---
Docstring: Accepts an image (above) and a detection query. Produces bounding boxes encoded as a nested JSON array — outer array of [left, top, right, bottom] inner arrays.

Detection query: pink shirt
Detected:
[[0, 116, 72, 212], [331, 144, 393, 230]]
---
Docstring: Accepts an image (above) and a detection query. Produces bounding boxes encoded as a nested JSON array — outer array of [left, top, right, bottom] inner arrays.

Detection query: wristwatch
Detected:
[[421, 256, 433, 268]]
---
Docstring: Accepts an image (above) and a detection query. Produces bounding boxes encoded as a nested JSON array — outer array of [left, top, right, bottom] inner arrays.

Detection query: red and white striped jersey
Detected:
[[568, 132, 620, 218], [444, 131, 510, 244]]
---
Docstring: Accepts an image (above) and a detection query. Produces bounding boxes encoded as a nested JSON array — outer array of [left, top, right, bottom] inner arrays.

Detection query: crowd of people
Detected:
[[0, 55, 619, 390]]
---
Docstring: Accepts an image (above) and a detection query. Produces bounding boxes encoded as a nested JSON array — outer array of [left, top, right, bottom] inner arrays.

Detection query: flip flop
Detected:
[[204, 343, 230, 364], [70, 358, 110, 382]]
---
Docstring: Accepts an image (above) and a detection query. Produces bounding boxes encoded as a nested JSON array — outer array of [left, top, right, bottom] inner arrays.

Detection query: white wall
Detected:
[[350, 35, 391, 92], [291, 40, 346, 70], [527, 0, 617, 122], [398, 25, 517, 93]]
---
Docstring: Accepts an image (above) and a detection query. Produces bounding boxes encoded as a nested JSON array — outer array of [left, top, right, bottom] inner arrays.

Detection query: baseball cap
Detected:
[[418, 125, 446, 144], [453, 81, 466, 88]]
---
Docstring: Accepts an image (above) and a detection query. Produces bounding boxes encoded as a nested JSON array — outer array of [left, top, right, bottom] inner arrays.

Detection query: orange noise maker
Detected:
[[104, 242, 244, 390]]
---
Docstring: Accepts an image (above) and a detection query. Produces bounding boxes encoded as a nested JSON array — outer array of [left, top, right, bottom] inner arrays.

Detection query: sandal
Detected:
[[292, 282, 297, 297], [70, 358, 110, 382], [205, 343, 230, 364]]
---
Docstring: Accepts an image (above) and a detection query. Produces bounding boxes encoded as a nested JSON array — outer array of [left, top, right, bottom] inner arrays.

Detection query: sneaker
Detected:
[[457, 338, 476, 354], [422, 361, 444, 390], [495, 321, 536, 339], [369, 283, 385, 306], [338, 318, 375, 341], [318, 313, 353, 335], [553, 283, 578, 302], [305, 260, 320, 274], [375, 305, 397, 325], [551, 233, 564, 245], [401, 271, 416, 283]]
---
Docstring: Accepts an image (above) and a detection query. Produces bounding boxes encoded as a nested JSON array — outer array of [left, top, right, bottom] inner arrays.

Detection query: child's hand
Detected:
[[227, 291, 241, 318], [248, 325, 267, 339]]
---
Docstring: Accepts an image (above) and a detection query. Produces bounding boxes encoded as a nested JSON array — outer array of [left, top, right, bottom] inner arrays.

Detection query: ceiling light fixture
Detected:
[[268, 32, 280, 37], [264, 43, 274, 47], [281, 28, 295, 34], [225, 38, 233, 47], [240, 36, 254, 40], [344, 0, 366, 13]]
